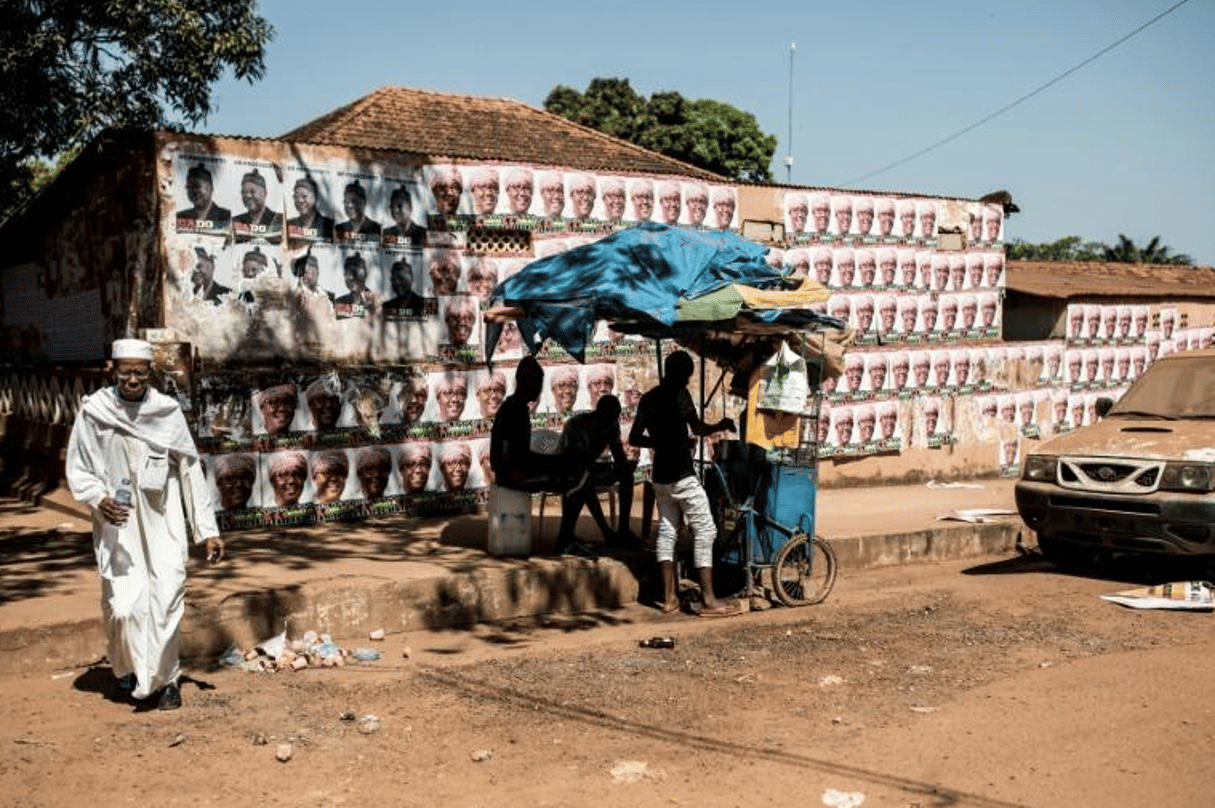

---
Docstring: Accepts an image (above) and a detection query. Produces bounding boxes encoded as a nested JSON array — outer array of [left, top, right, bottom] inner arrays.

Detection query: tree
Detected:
[[1102, 234, 1193, 266], [1006, 234, 1195, 266], [0, 0, 274, 221], [1005, 236, 1106, 262], [544, 78, 777, 182]]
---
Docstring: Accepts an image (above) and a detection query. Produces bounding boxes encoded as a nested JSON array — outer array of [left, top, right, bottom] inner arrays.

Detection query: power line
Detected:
[[838, 0, 1195, 187]]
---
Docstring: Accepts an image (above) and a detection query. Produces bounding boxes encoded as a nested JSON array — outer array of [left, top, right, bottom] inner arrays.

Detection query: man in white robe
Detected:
[[65, 339, 223, 710]]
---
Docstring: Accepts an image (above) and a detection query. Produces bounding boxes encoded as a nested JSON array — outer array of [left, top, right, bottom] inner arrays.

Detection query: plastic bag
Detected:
[[758, 341, 809, 415]]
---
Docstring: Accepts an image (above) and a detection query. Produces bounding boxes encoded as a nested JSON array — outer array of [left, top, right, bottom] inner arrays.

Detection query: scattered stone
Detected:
[[908, 665, 934, 676], [821, 788, 866, 807], [275, 743, 293, 763], [909, 706, 938, 714], [168, 734, 186, 747], [357, 715, 381, 735], [470, 749, 493, 762], [339, 711, 356, 722], [609, 760, 664, 784], [250, 733, 268, 746], [1039, 661, 1053, 669], [749, 596, 772, 611], [402, 646, 413, 659], [818, 675, 844, 687], [831, 716, 844, 725], [369, 628, 386, 641]]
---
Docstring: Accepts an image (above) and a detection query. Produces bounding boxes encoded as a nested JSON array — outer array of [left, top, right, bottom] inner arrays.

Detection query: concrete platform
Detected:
[[0, 479, 1021, 675]]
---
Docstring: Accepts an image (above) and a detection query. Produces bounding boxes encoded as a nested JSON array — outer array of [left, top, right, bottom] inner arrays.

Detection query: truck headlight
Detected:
[[1022, 454, 1058, 482], [1160, 463, 1215, 492]]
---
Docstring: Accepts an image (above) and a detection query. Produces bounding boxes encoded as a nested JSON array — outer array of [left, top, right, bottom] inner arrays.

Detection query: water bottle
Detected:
[[115, 478, 133, 509]]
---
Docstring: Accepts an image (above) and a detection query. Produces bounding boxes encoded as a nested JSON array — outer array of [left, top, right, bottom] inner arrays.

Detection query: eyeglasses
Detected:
[[115, 369, 151, 380]]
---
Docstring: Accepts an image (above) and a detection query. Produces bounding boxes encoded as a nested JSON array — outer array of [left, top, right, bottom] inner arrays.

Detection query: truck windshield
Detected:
[[1109, 356, 1215, 419]]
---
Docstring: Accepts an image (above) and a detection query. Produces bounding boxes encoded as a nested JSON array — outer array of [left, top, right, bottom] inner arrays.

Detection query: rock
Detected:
[[357, 715, 381, 735], [818, 675, 844, 687], [909, 706, 938, 714], [821, 788, 866, 808], [251, 732, 268, 746], [275, 743, 293, 763], [369, 628, 386, 641], [908, 665, 934, 675], [291, 655, 308, 671], [470, 749, 493, 762], [168, 734, 186, 747], [609, 760, 664, 784], [402, 646, 413, 659], [831, 716, 844, 725], [339, 711, 356, 722]]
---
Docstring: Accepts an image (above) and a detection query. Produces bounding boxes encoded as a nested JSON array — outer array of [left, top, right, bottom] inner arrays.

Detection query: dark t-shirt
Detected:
[[632, 385, 698, 484], [490, 393, 532, 479]]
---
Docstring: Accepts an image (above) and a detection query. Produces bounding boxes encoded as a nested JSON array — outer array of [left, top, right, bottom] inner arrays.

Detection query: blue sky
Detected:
[[206, 0, 1215, 265]]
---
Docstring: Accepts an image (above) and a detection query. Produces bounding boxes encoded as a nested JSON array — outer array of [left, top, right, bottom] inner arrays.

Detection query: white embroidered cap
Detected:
[[112, 339, 154, 361]]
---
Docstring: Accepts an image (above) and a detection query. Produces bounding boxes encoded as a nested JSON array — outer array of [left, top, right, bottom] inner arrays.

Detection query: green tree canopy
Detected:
[[0, 0, 274, 219], [1006, 234, 1194, 266], [544, 78, 777, 182]]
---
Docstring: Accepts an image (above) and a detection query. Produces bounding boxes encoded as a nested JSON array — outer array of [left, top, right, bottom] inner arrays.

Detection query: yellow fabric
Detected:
[[734, 277, 830, 310]]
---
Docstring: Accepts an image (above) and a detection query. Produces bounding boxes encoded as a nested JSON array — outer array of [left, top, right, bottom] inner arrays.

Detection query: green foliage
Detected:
[[0, 0, 274, 220], [1006, 234, 1193, 266], [1102, 234, 1193, 266], [544, 78, 777, 182]]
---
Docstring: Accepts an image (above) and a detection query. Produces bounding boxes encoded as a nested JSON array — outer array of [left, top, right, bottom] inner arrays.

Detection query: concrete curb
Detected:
[[0, 520, 1022, 676]]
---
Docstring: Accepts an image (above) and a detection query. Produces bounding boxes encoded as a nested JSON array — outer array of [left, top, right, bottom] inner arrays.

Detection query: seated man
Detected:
[[554, 394, 638, 556], [489, 355, 579, 493]]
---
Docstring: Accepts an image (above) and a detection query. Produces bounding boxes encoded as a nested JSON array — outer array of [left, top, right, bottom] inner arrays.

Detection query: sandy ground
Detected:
[[1, 553, 1212, 808]]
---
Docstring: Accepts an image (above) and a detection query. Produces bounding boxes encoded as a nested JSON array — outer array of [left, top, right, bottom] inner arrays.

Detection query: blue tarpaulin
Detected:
[[488, 223, 827, 362]]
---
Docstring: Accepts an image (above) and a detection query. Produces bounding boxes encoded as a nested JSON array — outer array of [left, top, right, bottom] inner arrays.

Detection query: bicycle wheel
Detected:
[[772, 533, 837, 606]]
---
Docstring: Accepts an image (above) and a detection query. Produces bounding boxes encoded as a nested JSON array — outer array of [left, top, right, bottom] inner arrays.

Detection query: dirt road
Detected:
[[2, 553, 1212, 808]]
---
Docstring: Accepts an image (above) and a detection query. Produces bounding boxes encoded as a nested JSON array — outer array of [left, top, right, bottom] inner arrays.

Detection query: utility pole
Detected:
[[785, 43, 795, 184]]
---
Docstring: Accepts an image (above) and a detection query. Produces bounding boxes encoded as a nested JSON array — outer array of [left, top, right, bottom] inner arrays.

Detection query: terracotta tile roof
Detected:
[[1008, 260, 1215, 300], [280, 86, 723, 180]]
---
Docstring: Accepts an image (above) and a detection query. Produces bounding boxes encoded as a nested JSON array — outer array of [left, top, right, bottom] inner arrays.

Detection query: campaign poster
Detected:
[[332, 244, 382, 318], [969, 348, 991, 390], [462, 165, 502, 217], [874, 197, 897, 239], [894, 248, 916, 289], [853, 196, 877, 239], [1159, 307, 1178, 341], [1050, 390, 1070, 433], [828, 404, 855, 453], [284, 165, 337, 245], [998, 438, 1020, 477], [1015, 391, 1039, 437], [949, 348, 973, 390], [967, 203, 983, 243], [350, 444, 401, 502], [976, 393, 998, 422], [922, 395, 949, 448], [983, 203, 1004, 244], [947, 254, 966, 293], [955, 293, 979, 334], [861, 352, 889, 395], [298, 373, 344, 434], [196, 375, 255, 449], [424, 164, 468, 218], [173, 153, 235, 236], [978, 291, 1001, 334], [380, 172, 425, 248], [252, 381, 308, 437], [964, 253, 985, 291], [438, 294, 481, 360], [832, 248, 857, 288], [1067, 393, 1087, 429], [808, 246, 833, 286], [177, 240, 236, 306], [1082, 348, 1101, 385], [926, 349, 951, 390], [829, 194, 855, 238], [496, 166, 537, 218], [429, 369, 474, 426], [207, 452, 262, 513], [540, 363, 582, 419], [561, 172, 597, 221], [223, 158, 284, 245], [395, 440, 435, 497], [938, 294, 959, 337], [855, 248, 878, 288], [621, 177, 654, 224], [851, 402, 878, 449], [262, 449, 314, 509], [894, 296, 919, 340], [839, 353, 865, 399], [853, 294, 876, 339], [1041, 344, 1063, 383], [331, 169, 384, 246], [381, 249, 427, 319], [336, 373, 393, 439], [915, 199, 937, 241], [827, 295, 853, 336], [1113, 305, 1133, 343], [1098, 348, 1116, 385], [433, 440, 484, 495], [422, 246, 465, 298], [784, 191, 809, 236], [785, 248, 810, 279], [930, 254, 949, 293], [709, 186, 738, 230], [1132, 305, 1150, 340], [896, 199, 917, 241], [983, 252, 1005, 289]]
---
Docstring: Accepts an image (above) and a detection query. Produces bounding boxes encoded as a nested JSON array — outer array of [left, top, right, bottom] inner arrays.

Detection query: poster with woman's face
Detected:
[[207, 453, 262, 512], [252, 382, 308, 436], [263, 450, 314, 508]]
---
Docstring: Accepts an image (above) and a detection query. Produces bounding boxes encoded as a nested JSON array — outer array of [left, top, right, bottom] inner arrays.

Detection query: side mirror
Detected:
[[1094, 397, 1114, 419]]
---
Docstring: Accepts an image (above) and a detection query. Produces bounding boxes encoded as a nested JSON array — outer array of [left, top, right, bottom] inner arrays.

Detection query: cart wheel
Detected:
[[772, 533, 837, 607]]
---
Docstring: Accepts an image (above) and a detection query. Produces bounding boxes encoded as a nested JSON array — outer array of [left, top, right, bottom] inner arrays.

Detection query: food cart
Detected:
[[485, 223, 846, 606]]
